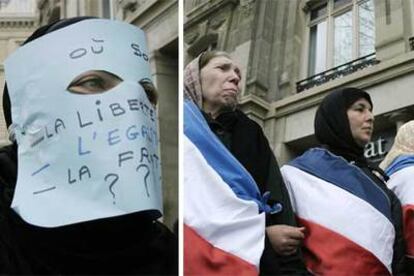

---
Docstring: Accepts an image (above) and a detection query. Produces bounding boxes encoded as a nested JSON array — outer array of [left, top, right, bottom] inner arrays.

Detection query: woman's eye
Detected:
[[68, 76, 107, 93], [77, 78, 104, 90], [351, 105, 364, 112]]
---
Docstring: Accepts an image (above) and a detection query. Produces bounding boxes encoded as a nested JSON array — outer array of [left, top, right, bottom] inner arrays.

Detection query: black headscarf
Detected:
[[314, 87, 372, 165]]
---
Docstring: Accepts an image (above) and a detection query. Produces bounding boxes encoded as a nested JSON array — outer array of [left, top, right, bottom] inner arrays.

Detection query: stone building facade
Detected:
[[0, 0, 37, 146], [184, 0, 414, 166], [0, 0, 178, 228]]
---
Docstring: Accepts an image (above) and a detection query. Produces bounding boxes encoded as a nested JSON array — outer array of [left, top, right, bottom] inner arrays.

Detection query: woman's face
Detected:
[[347, 98, 374, 146], [200, 56, 241, 117]]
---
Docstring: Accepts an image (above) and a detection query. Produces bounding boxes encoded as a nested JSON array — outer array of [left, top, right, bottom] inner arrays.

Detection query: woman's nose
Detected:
[[229, 70, 240, 85], [366, 110, 374, 122]]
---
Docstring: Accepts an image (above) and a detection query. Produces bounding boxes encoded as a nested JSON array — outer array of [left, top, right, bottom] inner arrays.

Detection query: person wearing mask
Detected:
[[281, 87, 406, 275], [184, 51, 307, 275], [380, 120, 414, 274], [0, 17, 177, 274]]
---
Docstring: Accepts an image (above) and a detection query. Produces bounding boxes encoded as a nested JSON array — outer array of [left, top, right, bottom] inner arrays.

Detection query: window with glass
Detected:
[[307, 0, 375, 76]]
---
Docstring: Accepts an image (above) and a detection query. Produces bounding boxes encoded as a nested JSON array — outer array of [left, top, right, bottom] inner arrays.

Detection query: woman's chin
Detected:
[[356, 138, 370, 147]]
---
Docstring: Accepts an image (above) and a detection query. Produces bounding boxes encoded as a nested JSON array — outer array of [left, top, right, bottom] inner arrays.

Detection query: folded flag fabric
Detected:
[[281, 148, 394, 275], [385, 156, 414, 259], [184, 100, 266, 275], [384, 154, 414, 177]]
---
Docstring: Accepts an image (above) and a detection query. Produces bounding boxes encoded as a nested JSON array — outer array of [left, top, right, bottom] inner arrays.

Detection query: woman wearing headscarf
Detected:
[[184, 51, 307, 275], [380, 120, 414, 274], [0, 17, 177, 274], [281, 87, 406, 275]]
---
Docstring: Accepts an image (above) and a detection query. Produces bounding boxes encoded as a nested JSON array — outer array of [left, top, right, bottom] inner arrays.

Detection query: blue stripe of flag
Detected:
[[184, 100, 266, 212], [384, 154, 414, 177], [289, 148, 392, 221]]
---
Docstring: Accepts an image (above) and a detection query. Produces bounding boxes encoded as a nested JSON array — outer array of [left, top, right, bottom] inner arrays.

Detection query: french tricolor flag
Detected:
[[184, 100, 267, 275], [386, 165, 414, 259], [281, 148, 394, 275]]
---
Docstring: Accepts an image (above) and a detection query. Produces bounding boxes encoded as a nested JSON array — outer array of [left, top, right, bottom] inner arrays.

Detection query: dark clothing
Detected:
[[203, 110, 308, 275], [0, 144, 178, 275], [206, 110, 273, 193]]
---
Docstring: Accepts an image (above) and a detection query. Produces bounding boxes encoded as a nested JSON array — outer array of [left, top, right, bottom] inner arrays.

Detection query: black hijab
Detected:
[[314, 87, 372, 165]]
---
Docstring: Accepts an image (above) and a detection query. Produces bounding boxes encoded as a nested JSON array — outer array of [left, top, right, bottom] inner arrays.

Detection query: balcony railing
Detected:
[[296, 53, 379, 93]]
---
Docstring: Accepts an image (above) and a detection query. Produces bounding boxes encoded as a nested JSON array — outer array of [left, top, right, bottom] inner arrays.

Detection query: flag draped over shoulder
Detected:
[[385, 156, 414, 259], [184, 100, 266, 275], [281, 148, 394, 276]]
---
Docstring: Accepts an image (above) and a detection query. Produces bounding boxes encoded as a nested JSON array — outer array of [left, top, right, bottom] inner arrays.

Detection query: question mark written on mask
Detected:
[[104, 173, 119, 204], [136, 164, 150, 197]]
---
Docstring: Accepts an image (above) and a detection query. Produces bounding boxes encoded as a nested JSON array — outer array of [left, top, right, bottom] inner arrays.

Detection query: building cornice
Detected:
[[270, 51, 414, 120], [185, 0, 238, 29], [238, 94, 270, 120], [122, 0, 176, 30], [0, 17, 36, 29]]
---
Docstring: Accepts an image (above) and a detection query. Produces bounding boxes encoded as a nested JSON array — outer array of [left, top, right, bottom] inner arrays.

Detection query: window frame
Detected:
[[305, 0, 375, 77]]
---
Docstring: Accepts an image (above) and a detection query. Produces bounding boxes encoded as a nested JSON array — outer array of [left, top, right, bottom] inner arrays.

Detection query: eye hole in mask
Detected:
[[139, 78, 158, 105], [67, 71, 158, 106], [67, 70, 123, 94]]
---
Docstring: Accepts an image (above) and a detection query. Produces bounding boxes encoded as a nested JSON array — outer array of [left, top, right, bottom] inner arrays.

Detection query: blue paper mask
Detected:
[[4, 19, 163, 227]]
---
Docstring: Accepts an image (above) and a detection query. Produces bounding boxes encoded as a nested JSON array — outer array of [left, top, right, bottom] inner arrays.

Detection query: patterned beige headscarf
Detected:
[[184, 54, 203, 109], [380, 120, 414, 170]]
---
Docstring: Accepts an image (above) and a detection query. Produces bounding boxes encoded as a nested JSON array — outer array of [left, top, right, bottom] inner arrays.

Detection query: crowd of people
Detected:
[[184, 50, 414, 275]]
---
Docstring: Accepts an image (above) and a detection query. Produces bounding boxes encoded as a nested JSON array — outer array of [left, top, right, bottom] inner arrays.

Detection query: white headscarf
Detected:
[[380, 120, 414, 170]]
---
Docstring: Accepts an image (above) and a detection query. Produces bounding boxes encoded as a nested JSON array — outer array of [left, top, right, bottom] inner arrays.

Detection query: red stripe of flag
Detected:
[[184, 224, 258, 276], [403, 204, 414, 257], [297, 217, 390, 275]]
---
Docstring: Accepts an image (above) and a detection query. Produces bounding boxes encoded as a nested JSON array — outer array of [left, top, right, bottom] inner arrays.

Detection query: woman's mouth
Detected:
[[223, 88, 238, 95]]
